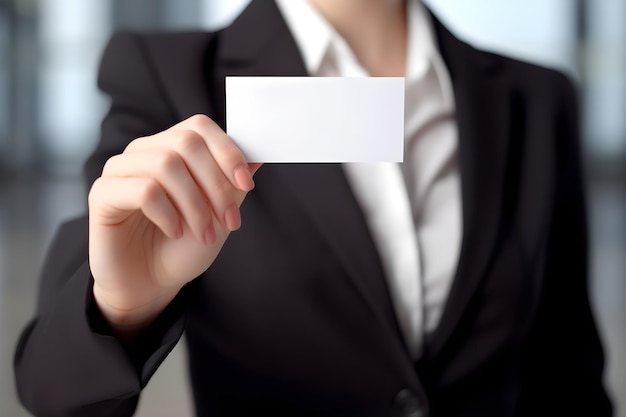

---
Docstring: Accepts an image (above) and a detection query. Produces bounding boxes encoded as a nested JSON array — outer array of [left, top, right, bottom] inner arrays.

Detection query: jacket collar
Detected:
[[427, 15, 512, 357]]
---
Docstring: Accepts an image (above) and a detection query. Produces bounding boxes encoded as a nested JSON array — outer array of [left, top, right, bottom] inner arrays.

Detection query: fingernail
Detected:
[[203, 223, 216, 245], [234, 165, 255, 192], [224, 205, 241, 231]]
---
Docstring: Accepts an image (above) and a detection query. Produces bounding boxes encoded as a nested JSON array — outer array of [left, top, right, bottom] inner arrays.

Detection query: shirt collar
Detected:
[[274, 0, 455, 107], [276, 0, 435, 78], [406, 0, 437, 83]]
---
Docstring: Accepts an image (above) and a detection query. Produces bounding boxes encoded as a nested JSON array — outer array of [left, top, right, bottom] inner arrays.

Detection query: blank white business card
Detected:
[[226, 77, 404, 163]]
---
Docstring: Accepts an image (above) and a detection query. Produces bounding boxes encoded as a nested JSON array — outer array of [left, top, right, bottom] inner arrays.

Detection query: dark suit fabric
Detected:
[[14, 1, 612, 416]]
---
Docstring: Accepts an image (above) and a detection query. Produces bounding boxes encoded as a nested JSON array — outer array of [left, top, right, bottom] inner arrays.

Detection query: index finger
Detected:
[[173, 114, 255, 192]]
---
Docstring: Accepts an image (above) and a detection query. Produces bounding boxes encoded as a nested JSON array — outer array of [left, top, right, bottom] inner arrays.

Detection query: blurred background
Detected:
[[1, 0, 624, 416]]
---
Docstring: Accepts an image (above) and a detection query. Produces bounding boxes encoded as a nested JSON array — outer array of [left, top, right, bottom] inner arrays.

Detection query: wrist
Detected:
[[92, 282, 181, 341]]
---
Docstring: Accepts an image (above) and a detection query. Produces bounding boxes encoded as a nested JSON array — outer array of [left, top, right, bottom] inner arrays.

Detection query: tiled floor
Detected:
[[1, 173, 624, 417]]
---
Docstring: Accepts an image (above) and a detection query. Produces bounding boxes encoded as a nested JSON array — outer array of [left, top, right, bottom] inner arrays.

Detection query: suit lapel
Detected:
[[211, 1, 405, 342], [427, 17, 513, 357]]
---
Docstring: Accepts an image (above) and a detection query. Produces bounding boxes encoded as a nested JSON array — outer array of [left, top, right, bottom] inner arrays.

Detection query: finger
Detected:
[[127, 115, 256, 192], [166, 129, 245, 231], [176, 114, 255, 192], [121, 131, 246, 232], [102, 150, 216, 244], [89, 176, 182, 240]]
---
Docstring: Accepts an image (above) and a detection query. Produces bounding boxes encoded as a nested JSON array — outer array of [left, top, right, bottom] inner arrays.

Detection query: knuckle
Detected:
[[187, 114, 213, 129], [187, 114, 224, 139], [87, 177, 104, 205], [124, 136, 147, 153], [101, 155, 120, 176], [156, 149, 182, 173], [175, 130, 205, 153], [138, 179, 162, 205], [123, 141, 136, 153]]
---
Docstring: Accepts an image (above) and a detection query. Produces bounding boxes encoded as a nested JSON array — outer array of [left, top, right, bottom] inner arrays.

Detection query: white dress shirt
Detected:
[[275, 0, 462, 358]]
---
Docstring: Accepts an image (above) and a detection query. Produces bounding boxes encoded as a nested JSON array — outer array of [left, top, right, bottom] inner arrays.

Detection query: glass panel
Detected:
[[582, 0, 626, 158], [37, 0, 111, 173], [0, 10, 9, 152], [424, 0, 578, 75], [201, 0, 250, 30]]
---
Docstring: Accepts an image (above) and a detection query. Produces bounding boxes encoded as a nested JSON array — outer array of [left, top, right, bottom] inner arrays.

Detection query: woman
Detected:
[[15, 0, 612, 415]]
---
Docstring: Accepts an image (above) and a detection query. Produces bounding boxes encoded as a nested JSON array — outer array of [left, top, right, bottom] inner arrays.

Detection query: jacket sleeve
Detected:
[[14, 32, 188, 417], [517, 73, 613, 415]]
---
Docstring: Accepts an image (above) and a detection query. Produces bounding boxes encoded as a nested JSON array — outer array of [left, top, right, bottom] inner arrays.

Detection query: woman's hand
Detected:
[[88, 114, 260, 339]]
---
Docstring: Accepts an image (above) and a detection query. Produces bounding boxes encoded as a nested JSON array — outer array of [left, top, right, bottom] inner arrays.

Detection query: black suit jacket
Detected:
[[15, 1, 612, 416]]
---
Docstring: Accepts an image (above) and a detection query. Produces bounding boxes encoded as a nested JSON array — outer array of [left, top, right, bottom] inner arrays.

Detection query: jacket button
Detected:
[[394, 389, 425, 417]]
